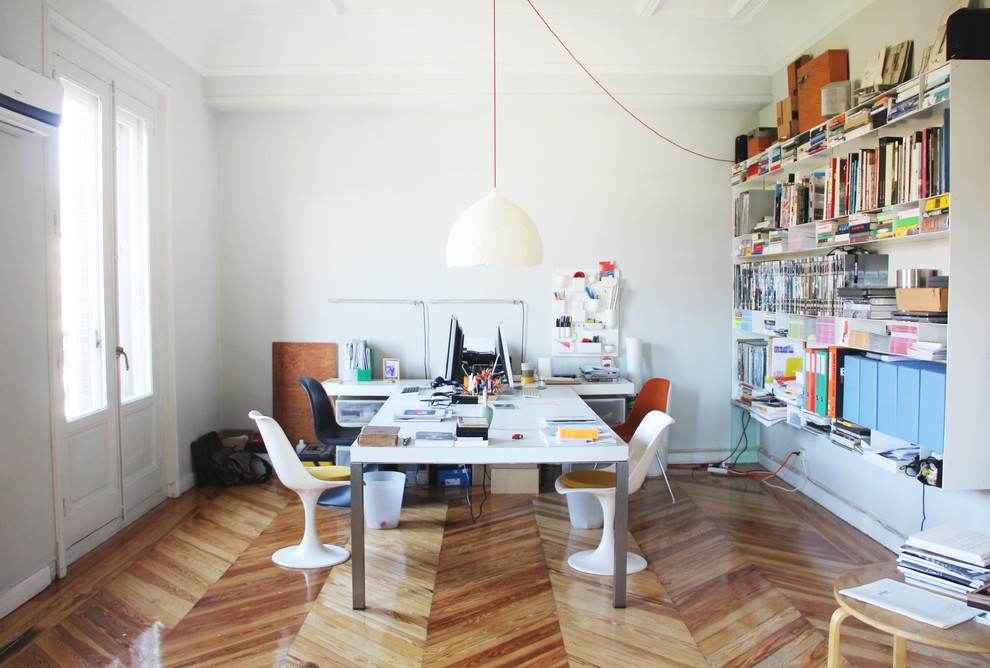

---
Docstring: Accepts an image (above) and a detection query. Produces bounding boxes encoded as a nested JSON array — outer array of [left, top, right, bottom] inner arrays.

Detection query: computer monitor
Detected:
[[443, 316, 465, 384], [494, 322, 514, 389]]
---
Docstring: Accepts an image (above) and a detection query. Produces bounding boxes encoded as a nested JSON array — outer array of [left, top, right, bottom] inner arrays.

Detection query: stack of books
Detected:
[[580, 365, 619, 382], [898, 525, 990, 599]]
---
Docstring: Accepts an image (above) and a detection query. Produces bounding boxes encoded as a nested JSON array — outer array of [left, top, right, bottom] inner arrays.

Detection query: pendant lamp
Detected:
[[446, 0, 542, 268]]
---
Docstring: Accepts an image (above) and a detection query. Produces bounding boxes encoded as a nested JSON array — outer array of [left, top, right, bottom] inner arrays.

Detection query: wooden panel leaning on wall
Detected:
[[272, 342, 337, 446]]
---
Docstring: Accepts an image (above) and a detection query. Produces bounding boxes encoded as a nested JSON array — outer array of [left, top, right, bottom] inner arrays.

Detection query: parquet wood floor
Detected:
[[2, 468, 987, 667]]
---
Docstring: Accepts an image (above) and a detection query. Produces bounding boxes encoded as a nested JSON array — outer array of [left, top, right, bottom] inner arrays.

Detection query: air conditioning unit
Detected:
[[0, 54, 63, 138]]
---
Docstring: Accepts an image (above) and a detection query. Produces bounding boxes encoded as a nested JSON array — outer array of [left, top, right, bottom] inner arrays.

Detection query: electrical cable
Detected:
[[726, 451, 798, 478], [525, 0, 733, 163], [466, 464, 489, 523], [723, 406, 751, 468]]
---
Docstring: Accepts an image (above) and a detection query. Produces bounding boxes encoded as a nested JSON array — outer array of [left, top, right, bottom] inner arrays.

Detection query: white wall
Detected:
[[0, 0, 219, 614], [756, 0, 990, 551], [216, 103, 749, 459]]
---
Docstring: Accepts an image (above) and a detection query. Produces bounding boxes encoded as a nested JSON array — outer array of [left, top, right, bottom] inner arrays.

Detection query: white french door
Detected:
[[52, 43, 165, 561]]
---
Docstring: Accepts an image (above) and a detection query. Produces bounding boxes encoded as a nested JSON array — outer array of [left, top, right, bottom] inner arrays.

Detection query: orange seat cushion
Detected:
[[307, 465, 351, 482], [561, 469, 616, 489]]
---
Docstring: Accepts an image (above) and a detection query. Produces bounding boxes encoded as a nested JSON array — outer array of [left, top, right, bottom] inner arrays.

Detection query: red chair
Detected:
[[612, 378, 674, 502]]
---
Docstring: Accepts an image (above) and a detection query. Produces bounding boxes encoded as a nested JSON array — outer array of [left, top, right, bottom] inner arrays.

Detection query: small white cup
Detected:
[[602, 309, 617, 328], [585, 299, 602, 313]]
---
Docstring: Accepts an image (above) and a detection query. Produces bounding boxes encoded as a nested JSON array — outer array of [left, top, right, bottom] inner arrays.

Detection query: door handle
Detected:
[[116, 346, 130, 371]]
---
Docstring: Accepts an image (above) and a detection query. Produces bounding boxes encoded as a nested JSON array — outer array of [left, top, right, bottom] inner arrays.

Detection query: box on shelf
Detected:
[[796, 49, 849, 132], [747, 127, 777, 157], [896, 288, 949, 312], [776, 95, 798, 125], [787, 55, 812, 95]]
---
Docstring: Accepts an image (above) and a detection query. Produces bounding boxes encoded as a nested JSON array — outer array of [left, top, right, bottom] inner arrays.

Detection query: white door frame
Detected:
[[43, 8, 179, 576]]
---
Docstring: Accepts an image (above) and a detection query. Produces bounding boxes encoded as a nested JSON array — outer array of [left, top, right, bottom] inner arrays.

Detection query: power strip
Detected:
[[707, 465, 730, 476]]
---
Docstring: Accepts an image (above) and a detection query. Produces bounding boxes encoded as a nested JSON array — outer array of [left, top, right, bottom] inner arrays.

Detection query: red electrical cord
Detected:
[[525, 0, 733, 163], [727, 452, 797, 477]]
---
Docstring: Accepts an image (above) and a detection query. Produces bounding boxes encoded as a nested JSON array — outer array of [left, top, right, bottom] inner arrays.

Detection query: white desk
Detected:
[[348, 385, 631, 609], [323, 377, 635, 398]]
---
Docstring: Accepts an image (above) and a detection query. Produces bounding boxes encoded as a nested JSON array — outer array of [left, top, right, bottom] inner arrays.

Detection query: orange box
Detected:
[[777, 119, 800, 140], [787, 55, 811, 95], [796, 50, 849, 132], [748, 131, 777, 158]]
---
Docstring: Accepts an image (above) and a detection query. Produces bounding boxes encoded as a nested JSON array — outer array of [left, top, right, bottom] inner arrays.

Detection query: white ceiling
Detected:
[[103, 0, 877, 111]]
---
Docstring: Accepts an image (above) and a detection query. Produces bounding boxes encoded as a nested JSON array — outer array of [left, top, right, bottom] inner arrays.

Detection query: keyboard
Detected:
[[523, 386, 541, 398]]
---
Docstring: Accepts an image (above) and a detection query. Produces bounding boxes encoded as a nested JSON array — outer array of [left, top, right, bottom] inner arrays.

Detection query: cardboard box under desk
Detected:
[[491, 464, 540, 494], [896, 288, 948, 312]]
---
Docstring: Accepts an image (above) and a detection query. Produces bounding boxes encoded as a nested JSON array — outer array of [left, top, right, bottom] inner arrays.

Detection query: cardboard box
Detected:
[[776, 95, 798, 125], [491, 464, 539, 494], [796, 50, 849, 132], [787, 55, 811, 95], [747, 127, 777, 157], [896, 288, 948, 312], [777, 119, 800, 140]]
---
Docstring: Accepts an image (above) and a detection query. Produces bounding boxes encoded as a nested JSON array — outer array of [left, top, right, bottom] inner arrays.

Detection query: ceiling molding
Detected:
[[637, 0, 666, 17]]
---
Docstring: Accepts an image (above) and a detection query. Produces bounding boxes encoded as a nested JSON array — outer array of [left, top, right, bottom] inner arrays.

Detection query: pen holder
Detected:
[[585, 298, 602, 313]]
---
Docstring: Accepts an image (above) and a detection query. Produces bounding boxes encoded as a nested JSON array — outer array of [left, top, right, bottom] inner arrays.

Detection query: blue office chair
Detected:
[[299, 376, 372, 507]]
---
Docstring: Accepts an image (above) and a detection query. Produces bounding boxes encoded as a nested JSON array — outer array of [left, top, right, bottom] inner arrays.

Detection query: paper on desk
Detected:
[[840, 578, 980, 629]]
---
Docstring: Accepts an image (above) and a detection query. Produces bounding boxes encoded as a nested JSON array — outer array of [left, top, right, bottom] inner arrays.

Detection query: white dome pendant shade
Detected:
[[446, 188, 543, 267]]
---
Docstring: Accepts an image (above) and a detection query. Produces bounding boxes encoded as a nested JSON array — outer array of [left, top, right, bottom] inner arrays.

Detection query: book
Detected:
[[393, 408, 450, 421], [357, 425, 400, 446], [906, 525, 990, 567], [414, 430, 454, 445]]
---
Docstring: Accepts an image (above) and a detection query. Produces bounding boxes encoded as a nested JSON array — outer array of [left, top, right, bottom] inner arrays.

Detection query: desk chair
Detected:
[[555, 410, 674, 575], [299, 376, 365, 507], [249, 410, 351, 568], [612, 378, 674, 502]]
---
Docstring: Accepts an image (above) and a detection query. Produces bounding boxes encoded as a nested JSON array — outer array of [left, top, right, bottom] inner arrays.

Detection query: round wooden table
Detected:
[[829, 561, 990, 667]]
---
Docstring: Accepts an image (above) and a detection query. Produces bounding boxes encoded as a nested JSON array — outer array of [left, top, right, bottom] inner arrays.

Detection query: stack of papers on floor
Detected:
[[898, 525, 990, 598]]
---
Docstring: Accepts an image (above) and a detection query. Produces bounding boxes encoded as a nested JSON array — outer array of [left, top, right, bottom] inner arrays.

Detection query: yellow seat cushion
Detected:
[[561, 469, 616, 489], [306, 465, 351, 482]]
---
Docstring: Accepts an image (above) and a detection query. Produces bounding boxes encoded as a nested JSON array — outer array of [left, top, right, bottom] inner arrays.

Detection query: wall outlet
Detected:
[[798, 450, 808, 464]]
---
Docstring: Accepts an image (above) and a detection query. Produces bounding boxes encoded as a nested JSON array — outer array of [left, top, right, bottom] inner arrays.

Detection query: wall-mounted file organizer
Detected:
[[551, 267, 620, 357]]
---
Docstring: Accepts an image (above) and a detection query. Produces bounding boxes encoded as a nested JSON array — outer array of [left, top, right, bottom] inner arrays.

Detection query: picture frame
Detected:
[[383, 358, 400, 382]]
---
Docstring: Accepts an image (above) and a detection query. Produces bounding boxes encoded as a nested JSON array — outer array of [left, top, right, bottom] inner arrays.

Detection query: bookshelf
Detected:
[[729, 60, 990, 490]]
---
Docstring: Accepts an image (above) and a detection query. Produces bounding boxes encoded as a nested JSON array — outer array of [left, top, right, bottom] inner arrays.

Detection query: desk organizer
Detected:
[[551, 265, 621, 358]]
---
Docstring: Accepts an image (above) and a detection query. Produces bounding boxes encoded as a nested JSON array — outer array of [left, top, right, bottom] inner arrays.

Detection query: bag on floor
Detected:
[[192, 431, 273, 486]]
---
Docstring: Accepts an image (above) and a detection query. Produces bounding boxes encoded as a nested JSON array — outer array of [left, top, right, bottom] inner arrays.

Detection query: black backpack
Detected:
[[191, 431, 273, 486]]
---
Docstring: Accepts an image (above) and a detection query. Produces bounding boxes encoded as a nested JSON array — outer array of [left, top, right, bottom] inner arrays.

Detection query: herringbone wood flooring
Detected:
[[2, 468, 987, 667]]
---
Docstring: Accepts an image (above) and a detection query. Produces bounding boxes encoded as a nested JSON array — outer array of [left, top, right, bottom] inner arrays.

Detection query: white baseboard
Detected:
[[0, 566, 53, 620]]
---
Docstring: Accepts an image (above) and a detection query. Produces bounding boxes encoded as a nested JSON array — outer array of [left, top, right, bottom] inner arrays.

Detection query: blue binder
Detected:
[[895, 363, 928, 444], [843, 355, 861, 423], [876, 361, 900, 436], [918, 365, 947, 453], [858, 358, 879, 430]]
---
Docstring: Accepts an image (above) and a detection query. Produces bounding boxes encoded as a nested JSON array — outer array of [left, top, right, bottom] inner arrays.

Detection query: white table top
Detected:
[[323, 377, 635, 398], [349, 385, 629, 465]]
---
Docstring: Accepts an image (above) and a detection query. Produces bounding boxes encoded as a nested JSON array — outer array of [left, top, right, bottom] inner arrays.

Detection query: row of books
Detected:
[[734, 198, 949, 255], [820, 120, 947, 221], [731, 63, 951, 184], [747, 335, 948, 452], [733, 252, 888, 316], [897, 525, 990, 601]]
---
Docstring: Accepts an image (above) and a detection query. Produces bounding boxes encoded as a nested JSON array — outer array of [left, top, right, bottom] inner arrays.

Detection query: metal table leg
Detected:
[[613, 460, 628, 608], [351, 462, 365, 609]]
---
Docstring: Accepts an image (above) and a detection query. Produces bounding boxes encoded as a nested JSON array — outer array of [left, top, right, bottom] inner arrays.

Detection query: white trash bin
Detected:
[[562, 463, 604, 529], [364, 470, 405, 529]]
